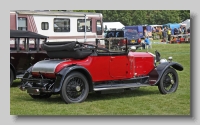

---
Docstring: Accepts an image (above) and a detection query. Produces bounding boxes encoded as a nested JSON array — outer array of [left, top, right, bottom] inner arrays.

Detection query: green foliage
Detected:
[[71, 10, 190, 25], [73, 10, 96, 13]]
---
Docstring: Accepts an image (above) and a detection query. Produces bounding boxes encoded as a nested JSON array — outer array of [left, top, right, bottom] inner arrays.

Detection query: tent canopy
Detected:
[[103, 22, 124, 30], [180, 19, 190, 29]]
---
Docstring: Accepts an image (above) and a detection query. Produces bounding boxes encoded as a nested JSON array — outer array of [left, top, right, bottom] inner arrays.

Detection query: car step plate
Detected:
[[93, 83, 150, 91]]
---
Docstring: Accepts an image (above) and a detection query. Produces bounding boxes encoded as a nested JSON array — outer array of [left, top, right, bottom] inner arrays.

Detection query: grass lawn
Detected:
[[10, 43, 190, 115]]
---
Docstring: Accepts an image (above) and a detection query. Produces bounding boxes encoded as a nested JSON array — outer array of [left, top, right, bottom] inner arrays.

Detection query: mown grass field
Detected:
[[10, 42, 190, 116]]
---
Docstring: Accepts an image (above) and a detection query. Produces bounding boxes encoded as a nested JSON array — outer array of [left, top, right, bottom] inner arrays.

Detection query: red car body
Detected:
[[19, 39, 183, 104], [32, 52, 154, 82]]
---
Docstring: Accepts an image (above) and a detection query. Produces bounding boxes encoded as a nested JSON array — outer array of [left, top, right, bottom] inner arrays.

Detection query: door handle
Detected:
[[110, 56, 115, 61]]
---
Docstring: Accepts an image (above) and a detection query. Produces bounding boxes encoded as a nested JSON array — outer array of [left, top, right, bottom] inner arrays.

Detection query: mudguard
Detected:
[[154, 62, 183, 85], [53, 65, 93, 93], [22, 66, 33, 78]]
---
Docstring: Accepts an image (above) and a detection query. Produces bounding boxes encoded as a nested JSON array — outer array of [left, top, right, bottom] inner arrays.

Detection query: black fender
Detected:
[[10, 63, 16, 79], [22, 66, 33, 78], [154, 62, 183, 85], [53, 65, 93, 93]]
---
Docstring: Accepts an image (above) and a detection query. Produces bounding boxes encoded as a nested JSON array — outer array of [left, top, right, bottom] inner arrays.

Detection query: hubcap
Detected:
[[171, 79, 174, 84], [76, 86, 81, 91]]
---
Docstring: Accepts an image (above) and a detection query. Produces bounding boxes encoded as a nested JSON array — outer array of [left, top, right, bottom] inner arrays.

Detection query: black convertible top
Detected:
[[10, 30, 48, 39]]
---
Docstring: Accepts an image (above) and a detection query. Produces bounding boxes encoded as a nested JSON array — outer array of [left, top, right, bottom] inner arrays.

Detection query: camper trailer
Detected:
[[10, 10, 104, 45]]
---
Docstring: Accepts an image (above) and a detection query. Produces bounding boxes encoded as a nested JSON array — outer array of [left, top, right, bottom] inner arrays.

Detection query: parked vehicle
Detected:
[[10, 10, 104, 45], [19, 38, 183, 104], [124, 25, 152, 38], [104, 29, 141, 50], [10, 30, 49, 86]]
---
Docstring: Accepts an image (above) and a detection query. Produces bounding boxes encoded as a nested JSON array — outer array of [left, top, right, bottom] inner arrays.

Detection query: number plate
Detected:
[[131, 40, 135, 43]]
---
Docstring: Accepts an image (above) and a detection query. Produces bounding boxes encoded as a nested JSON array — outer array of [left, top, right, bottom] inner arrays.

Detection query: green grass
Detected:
[[10, 43, 190, 116]]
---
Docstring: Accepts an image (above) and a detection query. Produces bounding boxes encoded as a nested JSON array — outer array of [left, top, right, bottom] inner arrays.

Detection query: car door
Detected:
[[10, 39, 31, 74], [109, 55, 129, 79]]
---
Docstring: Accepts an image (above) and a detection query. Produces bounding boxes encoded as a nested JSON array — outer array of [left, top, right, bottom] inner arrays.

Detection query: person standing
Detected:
[[187, 27, 190, 33], [178, 27, 182, 34], [167, 28, 171, 43], [144, 36, 151, 49], [162, 27, 167, 42], [144, 29, 148, 38], [174, 28, 179, 35]]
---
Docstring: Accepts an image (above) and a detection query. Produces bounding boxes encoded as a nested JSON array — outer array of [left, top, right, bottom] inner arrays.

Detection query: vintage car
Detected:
[[19, 38, 183, 104], [10, 30, 49, 86]]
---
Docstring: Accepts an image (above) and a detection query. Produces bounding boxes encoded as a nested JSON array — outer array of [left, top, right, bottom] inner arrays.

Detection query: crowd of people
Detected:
[[142, 25, 190, 49], [161, 26, 190, 43]]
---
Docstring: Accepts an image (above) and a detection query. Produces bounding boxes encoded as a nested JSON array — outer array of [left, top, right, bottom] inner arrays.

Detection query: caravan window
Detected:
[[54, 18, 70, 32], [41, 22, 49, 30], [77, 19, 92, 32], [18, 17, 27, 31], [96, 20, 102, 35]]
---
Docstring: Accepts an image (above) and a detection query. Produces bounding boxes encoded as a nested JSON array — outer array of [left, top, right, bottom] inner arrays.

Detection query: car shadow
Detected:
[[12, 87, 160, 105], [86, 88, 160, 102], [11, 80, 21, 87]]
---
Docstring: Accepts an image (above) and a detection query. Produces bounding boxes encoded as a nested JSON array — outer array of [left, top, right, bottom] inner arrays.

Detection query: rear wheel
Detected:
[[60, 72, 89, 104], [158, 68, 179, 94], [10, 69, 14, 86]]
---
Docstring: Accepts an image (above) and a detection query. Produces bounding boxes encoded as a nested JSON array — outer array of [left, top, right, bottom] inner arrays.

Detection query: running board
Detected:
[[93, 83, 151, 91]]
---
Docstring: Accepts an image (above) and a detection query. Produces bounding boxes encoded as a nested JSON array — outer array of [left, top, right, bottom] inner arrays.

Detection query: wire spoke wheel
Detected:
[[158, 68, 179, 94], [61, 72, 89, 104], [66, 77, 85, 101], [163, 72, 176, 92]]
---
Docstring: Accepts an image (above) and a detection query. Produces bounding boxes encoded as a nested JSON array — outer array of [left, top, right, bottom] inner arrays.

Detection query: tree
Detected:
[[69, 10, 190, 25]]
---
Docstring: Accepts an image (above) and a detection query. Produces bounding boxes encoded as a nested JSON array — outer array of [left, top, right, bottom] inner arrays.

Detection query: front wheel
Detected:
[[158, 68, 179, 94], [60, 72, 89, 104]]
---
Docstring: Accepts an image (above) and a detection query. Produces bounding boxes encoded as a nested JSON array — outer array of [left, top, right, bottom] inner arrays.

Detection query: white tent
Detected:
[[103, 22, 124, 30], [180, 19, 190, 29]]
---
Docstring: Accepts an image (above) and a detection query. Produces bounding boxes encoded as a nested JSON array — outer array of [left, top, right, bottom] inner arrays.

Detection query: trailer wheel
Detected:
[[29, 94, 52, 99], [60, 72, 89, 104], [10, 69, 14, 86], [158, 68, 179, 94]]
